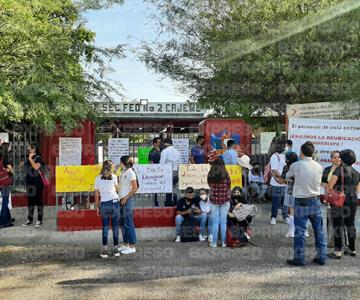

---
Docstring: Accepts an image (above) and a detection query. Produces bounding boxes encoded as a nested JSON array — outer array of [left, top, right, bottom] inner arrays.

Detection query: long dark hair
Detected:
[[29, 142, 41, 156], [100, 160, 114, 180], [207, 157, 229, 184]]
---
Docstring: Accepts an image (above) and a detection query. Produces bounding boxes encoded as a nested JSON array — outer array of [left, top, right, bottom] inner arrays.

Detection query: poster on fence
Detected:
[[173, 138, 190, 164], [288, 118, 360, 171], [179, 164, 211, 190], [225, 165, 243, 189], [56, 165, 102, 193], [59, 138, 82, 166], [138, 147, 152, 164], [134, 164, 173, 193], [178, 164, 243, 190], [108, 138, 129, 164]]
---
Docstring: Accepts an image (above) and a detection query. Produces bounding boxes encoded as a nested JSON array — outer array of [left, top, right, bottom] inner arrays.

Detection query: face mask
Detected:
[[284, 147, 289, 152], [233, 195, 242, 199], [200, 195, 207, 201]]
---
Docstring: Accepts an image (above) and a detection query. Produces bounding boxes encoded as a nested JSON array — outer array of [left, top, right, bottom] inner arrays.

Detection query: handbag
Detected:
[[325, 167, 345, 208], [233, 204, 258, 222], [0, 158, 12, 186], [39, 165, 51, 187]]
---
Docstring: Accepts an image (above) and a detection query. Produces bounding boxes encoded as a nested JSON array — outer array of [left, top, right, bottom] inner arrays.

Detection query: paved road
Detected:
[[1, 205, 359, 299]]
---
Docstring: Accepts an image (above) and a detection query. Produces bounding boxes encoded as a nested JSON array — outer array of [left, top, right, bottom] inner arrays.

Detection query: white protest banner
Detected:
[[59, 138, 82, 166], [179, 164, 211, 190], [108, 138, 129, 164], [288, 118, 360, 171], [260, 132, 276, 154], [172, 138, 189, 164], [134, 164, 173, 194]]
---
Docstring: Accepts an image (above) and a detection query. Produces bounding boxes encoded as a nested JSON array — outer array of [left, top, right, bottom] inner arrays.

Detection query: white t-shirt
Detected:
[[270, 152, 286, 187], [119, 168, 137, 199], [94, 174, 119, 202], [160, 146, 181, 171], [200, 199, 211, 214]]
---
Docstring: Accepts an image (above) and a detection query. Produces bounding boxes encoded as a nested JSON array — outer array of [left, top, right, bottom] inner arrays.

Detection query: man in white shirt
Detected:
[[270, 141, 288, 225], [285, 141, 327, 266], [160, 138, 181, 206]]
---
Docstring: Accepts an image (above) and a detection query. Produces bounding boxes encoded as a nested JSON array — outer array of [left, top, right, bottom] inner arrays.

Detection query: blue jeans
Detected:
[[100, 200, 120, 246], [120, 197, 137, 245], [200, 213, 212, 235], [211, 202, 230, 244], [294, 198, 327, 264], [175, 214, 205, 236], [0, 186, 12, 226], [271, 186, 288, 219]]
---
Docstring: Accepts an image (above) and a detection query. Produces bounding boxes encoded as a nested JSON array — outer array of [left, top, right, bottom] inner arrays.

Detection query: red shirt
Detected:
[[209, 176, 231, 205]]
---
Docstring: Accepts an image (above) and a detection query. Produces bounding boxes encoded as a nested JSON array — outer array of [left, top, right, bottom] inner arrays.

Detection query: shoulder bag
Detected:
[[325, 167, 345, 208]]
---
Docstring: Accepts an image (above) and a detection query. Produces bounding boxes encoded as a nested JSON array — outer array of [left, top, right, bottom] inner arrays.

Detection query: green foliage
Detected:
[[0, 0, 124, 132], [141, 0, 360, 123]]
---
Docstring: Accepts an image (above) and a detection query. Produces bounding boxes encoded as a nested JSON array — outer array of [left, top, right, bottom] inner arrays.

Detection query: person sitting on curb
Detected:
[[174, 187, 203, 242], [199, 188, 212, 243]]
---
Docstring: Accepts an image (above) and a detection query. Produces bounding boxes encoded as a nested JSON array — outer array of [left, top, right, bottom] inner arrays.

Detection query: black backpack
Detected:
[[180, 216, 200, 242]]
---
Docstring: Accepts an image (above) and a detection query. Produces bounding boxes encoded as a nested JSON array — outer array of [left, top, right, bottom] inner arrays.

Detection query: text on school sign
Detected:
[[95, 102, 204, 115]]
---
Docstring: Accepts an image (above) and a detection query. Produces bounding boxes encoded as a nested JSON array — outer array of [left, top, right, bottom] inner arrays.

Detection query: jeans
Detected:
[[120, 197, 137, 245], [200, 213, 212, 235], [249, 182, 267, 199], [271, 186, 288, 219], [0, 186, 12, 226], [26, 182, 44, 222], [100, 200, 120, 246], [293, 198, 327, 264], [211, 202, 230, 244], [175, 214, 205, 236], [331, 203, 357, 251]]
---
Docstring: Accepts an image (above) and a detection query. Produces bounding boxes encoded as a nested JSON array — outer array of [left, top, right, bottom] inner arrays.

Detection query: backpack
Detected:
[[180, 216, 200, 242], [263, 153, 280, 184], [0, 158, 12, 186], [226, 225, 248, 248]]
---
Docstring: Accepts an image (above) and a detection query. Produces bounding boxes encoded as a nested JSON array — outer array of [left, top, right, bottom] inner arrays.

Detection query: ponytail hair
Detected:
[[120, 155, 134, 169], [100, 160, 114, 180]]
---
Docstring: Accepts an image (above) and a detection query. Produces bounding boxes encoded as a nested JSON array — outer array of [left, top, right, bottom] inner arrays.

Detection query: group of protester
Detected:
[[268, 140, 359, 265], [0, 142, 45, 229], [1, 136, 359, 265]]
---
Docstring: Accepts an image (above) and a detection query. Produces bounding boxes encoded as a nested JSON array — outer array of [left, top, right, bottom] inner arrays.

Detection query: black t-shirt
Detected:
[[322, 166, 338, 184], [176, 197, 200, 212], [148, 148, 161, 164], [25, 155, 43, 184], [333, 165, 360, 204]]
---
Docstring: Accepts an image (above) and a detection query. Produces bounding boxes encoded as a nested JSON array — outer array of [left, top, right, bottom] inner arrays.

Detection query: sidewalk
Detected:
[[1, 204, 360, 299]]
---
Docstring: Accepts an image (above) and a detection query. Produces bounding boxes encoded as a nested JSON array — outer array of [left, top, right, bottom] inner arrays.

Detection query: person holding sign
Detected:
[[118, 156, 138, 255], [94, 160, 120, 259]]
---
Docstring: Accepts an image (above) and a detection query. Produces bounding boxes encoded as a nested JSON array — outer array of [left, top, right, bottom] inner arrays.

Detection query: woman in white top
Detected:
[[199, 188, 212, 242], [94, 160, 120, 258], [118, 156, 138, 255]]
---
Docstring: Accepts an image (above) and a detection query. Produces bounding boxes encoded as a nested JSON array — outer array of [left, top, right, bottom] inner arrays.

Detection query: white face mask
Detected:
[[200, 195, 207, 201]]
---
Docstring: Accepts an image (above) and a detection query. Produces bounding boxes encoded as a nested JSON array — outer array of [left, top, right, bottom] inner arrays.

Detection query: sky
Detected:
[[83, 0, 189, 103]]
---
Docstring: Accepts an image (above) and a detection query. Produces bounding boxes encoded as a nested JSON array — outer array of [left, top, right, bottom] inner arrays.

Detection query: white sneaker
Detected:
[[208, 234, 213, 243], [174, 236, 181, 243], [22, 220, 33, 227], [117, 244, 129, 252], [222, 242, 227, 248], [199, 234, 206, 242], [209, 243, 217, 248], [270, 218, 277, 225], [34, 221, 43, 228], [285, 232, 294, 238], [121, 247, 136, 255], [304, 231, 309, 238]]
